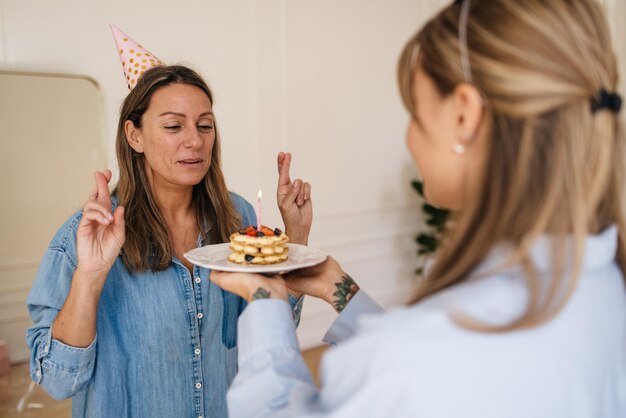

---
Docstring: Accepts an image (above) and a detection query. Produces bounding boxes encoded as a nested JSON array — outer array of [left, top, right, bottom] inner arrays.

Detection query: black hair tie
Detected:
[[591, 89, 622, 113]]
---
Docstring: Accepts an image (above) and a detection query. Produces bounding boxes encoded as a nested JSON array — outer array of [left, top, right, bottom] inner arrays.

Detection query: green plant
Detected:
[[411, 180, 450, 275]]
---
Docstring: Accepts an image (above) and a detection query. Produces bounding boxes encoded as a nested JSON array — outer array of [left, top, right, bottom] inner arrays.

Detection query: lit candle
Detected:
[[256, 190, 262, 230]]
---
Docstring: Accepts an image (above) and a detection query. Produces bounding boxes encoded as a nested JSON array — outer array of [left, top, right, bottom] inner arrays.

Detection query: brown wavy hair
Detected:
[[113, 65, 242, 272], [398, 0, 625, 330]]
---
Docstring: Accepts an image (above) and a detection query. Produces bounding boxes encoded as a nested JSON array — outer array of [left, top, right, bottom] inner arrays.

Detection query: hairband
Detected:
[[591, 89, 622, 113], [454, 2, 622, 116], [456, 0, 472, 83]]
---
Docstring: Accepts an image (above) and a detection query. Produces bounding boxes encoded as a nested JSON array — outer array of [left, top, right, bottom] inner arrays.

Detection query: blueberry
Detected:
[[245, 254, 254, 262], [256, 231, 265, 237], [274, 228, 282, 236]]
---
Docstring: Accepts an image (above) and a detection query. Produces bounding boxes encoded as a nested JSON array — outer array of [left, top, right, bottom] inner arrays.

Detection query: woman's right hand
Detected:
[[283, 257, 360, 313], [51, 170, 125, 346], [75, 170, 125, 277]]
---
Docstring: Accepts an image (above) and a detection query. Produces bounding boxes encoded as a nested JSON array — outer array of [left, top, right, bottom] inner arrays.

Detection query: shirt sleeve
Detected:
[[322, 290, 383, 346], [227, 300, 315, 417], [228, 299, 405, 418], [287, 293, 305, 327], [231, 192, 257, 229], [25, 215, 97, 400]]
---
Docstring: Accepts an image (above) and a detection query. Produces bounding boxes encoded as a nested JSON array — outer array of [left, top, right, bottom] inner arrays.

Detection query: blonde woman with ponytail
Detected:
[[210, 1, 626, 416]]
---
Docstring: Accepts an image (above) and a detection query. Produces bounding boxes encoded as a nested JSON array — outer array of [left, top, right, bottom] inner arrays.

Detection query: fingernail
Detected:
[[107, 213, 114, 221]]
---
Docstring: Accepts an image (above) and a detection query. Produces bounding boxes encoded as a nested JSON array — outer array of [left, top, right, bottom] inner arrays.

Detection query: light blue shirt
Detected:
[[228, 226, 626, 417], [26, 192, 303, 418]]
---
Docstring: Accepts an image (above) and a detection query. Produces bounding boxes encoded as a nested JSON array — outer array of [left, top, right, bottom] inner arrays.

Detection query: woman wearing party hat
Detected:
[[25, 26, 312, 418], [210, 0, 626, 416]]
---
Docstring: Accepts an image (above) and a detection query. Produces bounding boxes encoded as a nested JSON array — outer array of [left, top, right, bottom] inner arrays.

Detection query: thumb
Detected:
[[112, 206, 126, 236], [283, 179, 302, 206], [210, 270, 226, 289]]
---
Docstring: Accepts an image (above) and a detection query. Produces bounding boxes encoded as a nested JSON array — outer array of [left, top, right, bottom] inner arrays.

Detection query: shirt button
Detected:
[[194, 348, 201, 355], [197, 313, 203, 319], [195, 382, 202, 389], [194, 277, 201, 284]]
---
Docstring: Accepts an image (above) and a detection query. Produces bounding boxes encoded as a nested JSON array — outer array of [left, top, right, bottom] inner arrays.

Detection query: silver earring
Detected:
[[453, 143, 466, 154]]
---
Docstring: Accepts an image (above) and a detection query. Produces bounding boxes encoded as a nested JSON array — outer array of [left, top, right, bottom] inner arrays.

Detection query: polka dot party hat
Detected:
[[110, 25, 164, 90]]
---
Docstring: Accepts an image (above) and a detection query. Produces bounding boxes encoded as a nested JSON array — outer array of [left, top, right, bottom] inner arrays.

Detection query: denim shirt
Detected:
[[25, 192, 303, 418]]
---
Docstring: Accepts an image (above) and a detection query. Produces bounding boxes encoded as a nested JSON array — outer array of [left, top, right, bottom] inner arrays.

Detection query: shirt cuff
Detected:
[[33, 329, 97, 385], [46, 337, 97, 369], [238, 299, 299, 364], [322, 290, 383, 345], [288, 293, 305, 326]]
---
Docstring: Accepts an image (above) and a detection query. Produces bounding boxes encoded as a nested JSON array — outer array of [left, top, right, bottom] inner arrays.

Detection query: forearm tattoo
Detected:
[[251, 287, 271, 301], [332, 274, 359, 313]]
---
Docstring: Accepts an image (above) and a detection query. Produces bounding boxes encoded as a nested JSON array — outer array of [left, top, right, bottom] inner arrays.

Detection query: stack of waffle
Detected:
[[228, 225, 289, 265]]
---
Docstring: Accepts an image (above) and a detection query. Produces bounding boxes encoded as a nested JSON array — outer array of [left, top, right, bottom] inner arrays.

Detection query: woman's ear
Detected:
[[453, 83, 484, 146], [124, 120, 144, 153]]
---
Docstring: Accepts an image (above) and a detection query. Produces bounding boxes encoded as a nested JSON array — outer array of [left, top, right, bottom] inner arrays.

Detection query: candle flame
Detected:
[[258, 190, 263, 198]]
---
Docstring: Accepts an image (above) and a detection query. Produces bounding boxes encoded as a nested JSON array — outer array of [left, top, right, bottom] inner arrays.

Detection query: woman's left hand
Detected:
[[276, 152, 312, 245], [210, 270, 289, 303]]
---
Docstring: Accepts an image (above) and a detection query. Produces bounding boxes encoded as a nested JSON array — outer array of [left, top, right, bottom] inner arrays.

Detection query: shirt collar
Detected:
[[472, 225, 618, 278]]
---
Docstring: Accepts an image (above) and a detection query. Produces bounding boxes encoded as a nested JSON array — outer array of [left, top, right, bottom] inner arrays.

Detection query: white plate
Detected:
[[184, 243, 328, 273]]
